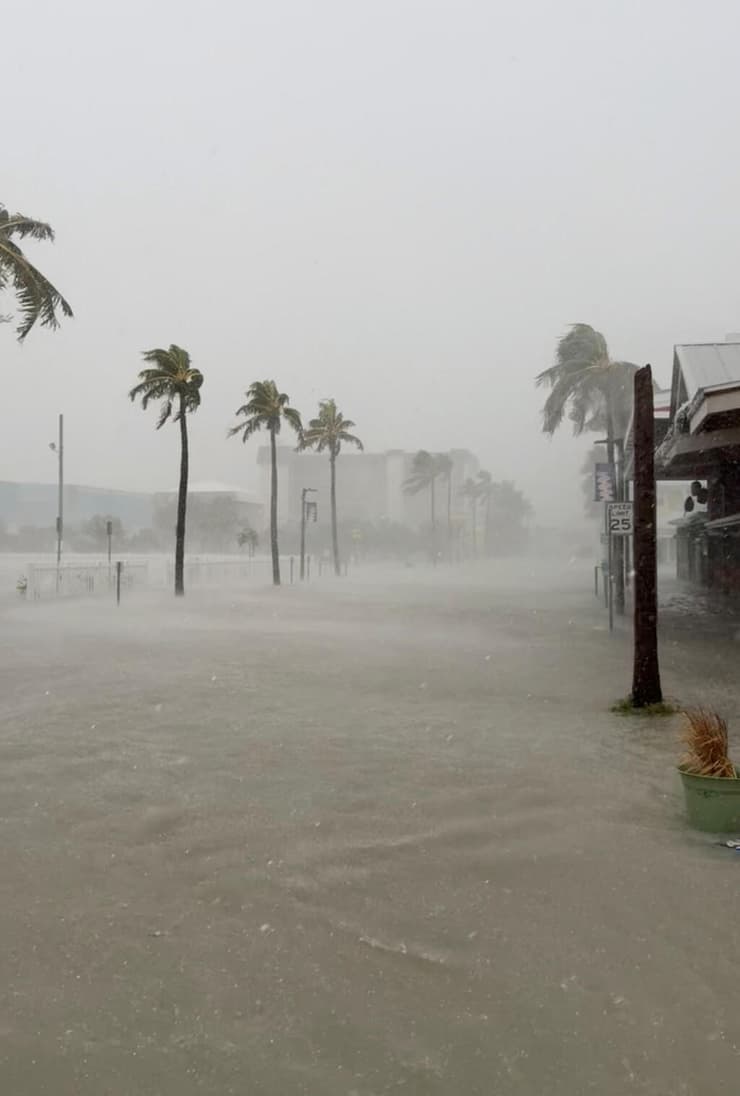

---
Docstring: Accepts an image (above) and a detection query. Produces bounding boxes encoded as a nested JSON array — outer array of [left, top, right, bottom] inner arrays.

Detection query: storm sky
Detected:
[[5, 0, 740, 524]]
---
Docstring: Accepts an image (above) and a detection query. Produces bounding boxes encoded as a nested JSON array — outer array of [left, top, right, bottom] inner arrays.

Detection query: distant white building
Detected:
[[255, 447, 479, 528]]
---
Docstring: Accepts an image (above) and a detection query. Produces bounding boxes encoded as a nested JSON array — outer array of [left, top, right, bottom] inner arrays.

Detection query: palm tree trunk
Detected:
[[175, 397, 188, 597], [430, 476, 437, 564], [484, 495, 491, 556], [447, 474, 452, 562], [631, 365, 662, 706], [471, 499, 477, 558], [270, 426, 280, 586], [330, 450, 340, 576]]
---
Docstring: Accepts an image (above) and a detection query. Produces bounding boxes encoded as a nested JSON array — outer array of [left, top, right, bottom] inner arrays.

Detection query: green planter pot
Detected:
[[678, 767, 740, 833]]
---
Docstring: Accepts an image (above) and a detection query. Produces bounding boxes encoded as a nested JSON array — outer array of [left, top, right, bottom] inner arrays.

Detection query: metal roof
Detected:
[[674, 342, 740, 399], [653, 388, 671, 415]]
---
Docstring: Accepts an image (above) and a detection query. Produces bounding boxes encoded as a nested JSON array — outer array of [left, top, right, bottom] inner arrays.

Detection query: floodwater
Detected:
[[0, 559, 738, 1094]]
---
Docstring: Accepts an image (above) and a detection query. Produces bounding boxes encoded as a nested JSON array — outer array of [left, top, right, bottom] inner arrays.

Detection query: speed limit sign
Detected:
[[608, 502, 633, 535]]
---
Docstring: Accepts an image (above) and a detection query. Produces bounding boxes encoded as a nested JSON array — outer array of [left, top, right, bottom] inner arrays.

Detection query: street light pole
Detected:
[[300, 487, 317, 581], [57, 413, 63, 568], [49, 413, 64, 585]]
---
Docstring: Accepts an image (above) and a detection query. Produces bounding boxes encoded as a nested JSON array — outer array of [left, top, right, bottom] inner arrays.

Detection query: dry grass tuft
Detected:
[[680, 708, 736, 778]]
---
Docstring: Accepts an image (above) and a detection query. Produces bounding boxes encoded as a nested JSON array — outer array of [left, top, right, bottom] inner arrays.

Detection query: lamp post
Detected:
[[49, 413, 64, 585], [300, 487, 317, 580]]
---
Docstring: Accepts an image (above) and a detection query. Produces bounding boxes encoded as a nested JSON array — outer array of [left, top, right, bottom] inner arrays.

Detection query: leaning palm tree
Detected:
[[536, 323, 637, 614], [404, 450, 440, 525], [300, 399, 363, 576], [129, 346, 203, 597], [404, 450, 441, 562], [535, 324, 637, 461], [230, 381, 302, 586], [0, 204, 73, 339]]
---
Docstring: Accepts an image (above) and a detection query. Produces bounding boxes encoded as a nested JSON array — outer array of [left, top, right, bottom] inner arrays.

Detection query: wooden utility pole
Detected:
[[631, 364, 662, 706]]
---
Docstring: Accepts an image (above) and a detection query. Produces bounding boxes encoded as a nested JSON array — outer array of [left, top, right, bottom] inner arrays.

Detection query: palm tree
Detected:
[[1, 204, 73, 339], [460, 477, 480, 557], [476, 470, 494, 555], [435, 453, 454, 560], [404, 450, 442, 558], [237, 527, 259, 558], [536, 323, 637, 454], [536, 324, 637, 613], [129, 345, 203, 597], [300, 399, 363, 576], [229, 381, 302, 586]]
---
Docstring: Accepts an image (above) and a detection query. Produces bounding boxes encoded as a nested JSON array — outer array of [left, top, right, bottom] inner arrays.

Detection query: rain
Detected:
[[3, 2, 740, 1093]]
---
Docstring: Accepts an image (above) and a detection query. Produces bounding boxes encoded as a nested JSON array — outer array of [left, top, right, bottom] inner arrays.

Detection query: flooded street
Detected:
[[1, 561, 739, 1094]]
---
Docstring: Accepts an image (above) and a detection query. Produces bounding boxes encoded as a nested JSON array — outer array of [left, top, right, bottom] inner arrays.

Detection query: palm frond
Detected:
[[229, 380, 301, 443], [156, 399, 174, 428], [299, 398, 361, 456], [129, 344, 203, 427], [0, 205, 72, 340], [0, 208, 56, 242], [282, 405, 303, 437], [338, 431, 363, 450], [403, 450, 438, 494]]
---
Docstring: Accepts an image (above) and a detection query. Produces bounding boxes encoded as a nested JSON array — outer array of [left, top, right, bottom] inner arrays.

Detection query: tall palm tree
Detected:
[[476, 470, 494, 555], [460, 477, 479, 557], [129, 345, 203, 597], [404, 450, 442, 562], [404, 450, 440, 525], [1, 204, 73, 339], [436, 453, 454, 560], [536, 323, 637, 613], [300, 399, 363, 576], [230, 381, 302, 586]]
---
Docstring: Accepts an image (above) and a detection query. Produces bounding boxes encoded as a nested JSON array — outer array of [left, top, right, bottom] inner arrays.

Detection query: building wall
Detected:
[[256, 448, 480, 529], [0, 481, 155, 533]]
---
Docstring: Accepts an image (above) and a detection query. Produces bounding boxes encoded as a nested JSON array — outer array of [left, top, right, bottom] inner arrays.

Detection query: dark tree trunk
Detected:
[[631, 364, 662, 706], [430, 476, 437, 564], [330, 449, 340, 576], [175, 397, 188, 597], [270, 426, 280, 586], [471, 498, 477, 557]]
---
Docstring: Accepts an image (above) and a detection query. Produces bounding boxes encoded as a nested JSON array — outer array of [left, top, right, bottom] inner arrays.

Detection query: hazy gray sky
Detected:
[[5, 0, 740, 525]]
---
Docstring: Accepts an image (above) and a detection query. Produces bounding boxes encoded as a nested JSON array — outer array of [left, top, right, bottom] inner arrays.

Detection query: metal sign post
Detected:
[[605, 502, 634, 632], [607, 522, 614, 632]]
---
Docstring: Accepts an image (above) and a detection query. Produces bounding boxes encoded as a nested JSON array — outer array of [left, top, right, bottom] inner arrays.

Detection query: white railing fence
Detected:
[[165, 555, 293, 587], [26, 561, 149, 601]]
